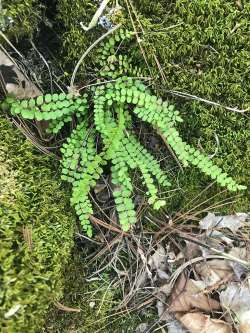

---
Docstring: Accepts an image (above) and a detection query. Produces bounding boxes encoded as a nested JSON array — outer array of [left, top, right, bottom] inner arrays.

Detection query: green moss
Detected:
[[0, 116, 74, 333], [0, 0, 42, 39], [56, 0, 101, 76], [129, 0, 250, 212]]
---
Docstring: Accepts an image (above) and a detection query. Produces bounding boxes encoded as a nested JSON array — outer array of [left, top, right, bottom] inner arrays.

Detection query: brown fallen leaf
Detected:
[[195, 259, 233, 286], [179, 312, 233, 333], [169, 274, 221, 312], [0, 49, 41, 98], [148, 244, 167, 271], [228, 247, 249, 280]]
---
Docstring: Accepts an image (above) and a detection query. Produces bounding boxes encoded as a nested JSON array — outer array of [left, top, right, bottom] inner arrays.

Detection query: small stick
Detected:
[[167, 89, 249, 114]]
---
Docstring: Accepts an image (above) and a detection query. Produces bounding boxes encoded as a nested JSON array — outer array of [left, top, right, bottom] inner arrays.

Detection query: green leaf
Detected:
[[36, 95, 44, 106]]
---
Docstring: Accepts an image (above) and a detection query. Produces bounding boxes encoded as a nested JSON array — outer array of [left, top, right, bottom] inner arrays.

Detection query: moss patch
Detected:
[[1, 0, 42, 39], [56, 0, 101, 77], [0, 116, 74, 333]]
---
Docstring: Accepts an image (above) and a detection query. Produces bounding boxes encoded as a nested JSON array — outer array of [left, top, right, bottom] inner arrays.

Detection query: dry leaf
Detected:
[[168, 319, 188, 333], [179, 313, 233, 333], [169, 274, 221, 312], [220, 283, 250, 333], [228, 247, 249, 280], [0, 50, 41, 98], [157, 269, 170, 280], [195, 259, 233, 286], [199, 213, 248, 233], [184, 240, 202, 260], [148, 245, 167, 271]]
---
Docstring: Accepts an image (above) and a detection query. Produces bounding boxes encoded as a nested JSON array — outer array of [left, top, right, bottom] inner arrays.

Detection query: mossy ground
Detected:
[[0, 116, 74, 332], [1, 0, 42, 39]]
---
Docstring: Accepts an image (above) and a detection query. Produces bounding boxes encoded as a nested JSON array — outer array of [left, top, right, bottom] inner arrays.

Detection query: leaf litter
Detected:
[[134, 212, 250, 333], [83, 210, 249, 333]]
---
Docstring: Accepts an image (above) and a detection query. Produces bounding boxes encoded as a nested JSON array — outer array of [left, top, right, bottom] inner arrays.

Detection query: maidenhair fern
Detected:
[[2, 28, 246, 235]]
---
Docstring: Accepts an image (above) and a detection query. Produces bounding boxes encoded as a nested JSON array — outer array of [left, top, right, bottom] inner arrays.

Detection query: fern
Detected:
[[2, 28, 246, 235]]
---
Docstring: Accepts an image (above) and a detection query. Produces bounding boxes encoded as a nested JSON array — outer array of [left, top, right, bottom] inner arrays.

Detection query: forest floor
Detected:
[[1, 1, 250, 332]]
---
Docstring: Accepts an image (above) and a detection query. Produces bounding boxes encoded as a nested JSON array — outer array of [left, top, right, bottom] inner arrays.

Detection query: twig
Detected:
[[80, 0, 111, 32], [177, 233, 250, 268], [70, 24, 121, 89], [157, 129, 183, 171], [78, 76, 152, 92], [166, 89, 249, 114], [29, 40, 53, 93], [0, 31, 24, 59]]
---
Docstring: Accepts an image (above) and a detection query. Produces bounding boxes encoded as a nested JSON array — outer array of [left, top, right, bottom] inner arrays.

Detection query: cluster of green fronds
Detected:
[[3, 28, 246, 235], [0, 116, 74, 333], [8, 93, 88, 133]]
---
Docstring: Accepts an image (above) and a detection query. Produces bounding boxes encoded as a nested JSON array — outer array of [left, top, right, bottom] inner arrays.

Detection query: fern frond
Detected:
[[3, 27, 246, 236]]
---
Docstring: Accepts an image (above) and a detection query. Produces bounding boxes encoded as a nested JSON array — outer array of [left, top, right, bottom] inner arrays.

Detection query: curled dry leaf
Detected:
[[195, 259, 234, 287], [220, 283, 250, 333], [199, 213, 248, 233], [179, 313, 233, 333], [148, 245, 167, 271], [169, 274, 221, 312], [135, 323, 149, 333], [228, 247, 249, 280]]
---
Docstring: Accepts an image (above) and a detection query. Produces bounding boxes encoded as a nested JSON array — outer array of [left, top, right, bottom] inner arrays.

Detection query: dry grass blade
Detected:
[[54, 301, 81, 313], [22, 226, 32, 251], [166, 89, 249, 115]]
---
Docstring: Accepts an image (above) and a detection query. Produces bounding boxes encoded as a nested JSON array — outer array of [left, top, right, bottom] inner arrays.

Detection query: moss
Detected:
[[0, 0, 42, 40], [0, 116, 74, 333], [56, 0, 102, 77], [128, 0, 250, 212]]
